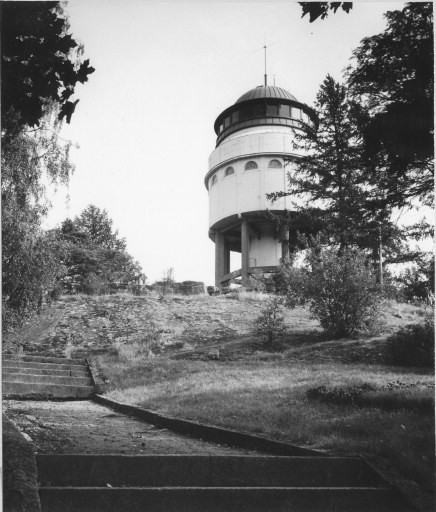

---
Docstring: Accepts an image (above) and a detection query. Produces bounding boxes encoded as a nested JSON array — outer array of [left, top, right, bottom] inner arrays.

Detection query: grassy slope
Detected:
[[4, 292, 434, 507], [93, 293, 434, 500]]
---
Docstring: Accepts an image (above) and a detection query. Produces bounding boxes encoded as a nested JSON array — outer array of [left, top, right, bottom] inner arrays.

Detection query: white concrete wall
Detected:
[[208, 154, 296, 228], [208, 125, 305, 172]]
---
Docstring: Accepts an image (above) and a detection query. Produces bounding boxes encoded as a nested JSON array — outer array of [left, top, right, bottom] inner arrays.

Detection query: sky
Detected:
[[44, 0, 416, 285]]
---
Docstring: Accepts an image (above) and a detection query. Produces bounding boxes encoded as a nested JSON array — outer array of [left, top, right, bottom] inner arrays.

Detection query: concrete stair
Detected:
[[2, 355, 95, 399], [36, 454, 411, 511]]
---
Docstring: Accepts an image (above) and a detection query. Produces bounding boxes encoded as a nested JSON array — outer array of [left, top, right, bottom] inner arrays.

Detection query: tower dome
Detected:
[[235, 85, 298, 103], [213, 84, 317, 147]]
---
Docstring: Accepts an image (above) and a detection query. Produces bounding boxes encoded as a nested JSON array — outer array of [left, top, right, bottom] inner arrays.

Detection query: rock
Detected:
[[22, 432, 33, 442], [207, 349, 220, 360]]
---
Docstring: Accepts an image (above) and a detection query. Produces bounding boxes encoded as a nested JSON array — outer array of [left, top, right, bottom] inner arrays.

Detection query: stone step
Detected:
[[38, 487, 409, 512], [3, 354, 85, 365], [36, 455, 384, 488], [3, 382, 95, 399], [3, 373, 93, 387], [2, 361, 87, 372], [2, 366, 90, 378]]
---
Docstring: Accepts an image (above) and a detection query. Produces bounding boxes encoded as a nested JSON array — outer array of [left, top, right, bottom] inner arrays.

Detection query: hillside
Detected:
[[3, 292, 434, 511], [3, 292, 428, 363]]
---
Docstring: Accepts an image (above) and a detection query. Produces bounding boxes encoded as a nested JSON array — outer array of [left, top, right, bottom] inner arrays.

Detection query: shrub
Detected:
[[385, 321, 435, 368], [279, 247, 382, 338], [254, 296, 285, 345]]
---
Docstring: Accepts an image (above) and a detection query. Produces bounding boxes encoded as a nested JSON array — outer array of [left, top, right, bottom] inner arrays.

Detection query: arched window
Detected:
[[224, 166, 235, 176], [268, 159, 282, 168], [244, 161, 258, 170], [211, 175, 218, 186]]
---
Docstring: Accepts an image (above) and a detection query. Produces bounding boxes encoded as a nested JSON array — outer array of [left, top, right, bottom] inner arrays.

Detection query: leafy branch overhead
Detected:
[[299, 2, 352, 22], [1, 1, 95, 133], [347, 2, 433, 208]]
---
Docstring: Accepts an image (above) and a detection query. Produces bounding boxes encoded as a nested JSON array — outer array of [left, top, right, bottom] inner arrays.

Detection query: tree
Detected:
[[74, 205, 126, 251], [59, 207, 143, 294], [299, 2, 353, 22], [268, 75, 368, 253], [2, 206, 65, 333], [1, 2, 94, 331], [1, 1, 95, 137], [346, 2, 433, 208]]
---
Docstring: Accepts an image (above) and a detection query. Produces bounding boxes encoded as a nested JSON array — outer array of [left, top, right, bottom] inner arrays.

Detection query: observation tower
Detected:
[[205, 83, 317, 287]]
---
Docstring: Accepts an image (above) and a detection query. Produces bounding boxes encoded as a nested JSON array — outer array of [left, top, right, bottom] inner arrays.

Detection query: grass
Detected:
[[93, 294, 434, 497], [99, 352, 435, 493]]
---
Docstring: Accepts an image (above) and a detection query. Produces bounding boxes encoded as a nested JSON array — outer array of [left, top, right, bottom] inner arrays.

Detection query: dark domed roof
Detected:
[[236, 85, 297, 104]]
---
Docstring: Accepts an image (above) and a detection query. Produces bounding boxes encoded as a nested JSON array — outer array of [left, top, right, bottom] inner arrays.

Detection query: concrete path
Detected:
[[3, 399, 252, 455]]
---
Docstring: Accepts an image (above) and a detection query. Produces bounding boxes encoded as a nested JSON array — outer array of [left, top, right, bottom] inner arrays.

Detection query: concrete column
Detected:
[[224, 245, 230, 276], [281, 224, 290, 262], [215, 231, 226, 287], [241, 219, 249, 287]]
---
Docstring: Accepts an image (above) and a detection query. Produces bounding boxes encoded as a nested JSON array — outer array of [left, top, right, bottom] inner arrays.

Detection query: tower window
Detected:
[[267, 104, 279, 116], [252, 104, 265, 117], [279, 104, 290, 117], [268, 159, 282, 168], [211, 175, 218, 186], [224, 166, 235, 176], [245, 161, 258, 170], [232, 111, 240, 123]]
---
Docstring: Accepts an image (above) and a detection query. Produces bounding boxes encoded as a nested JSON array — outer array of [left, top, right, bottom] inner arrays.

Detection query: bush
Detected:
[[279, 247, 382, 338], [385, 321, 435, 368], [254, 296, 285, 345]]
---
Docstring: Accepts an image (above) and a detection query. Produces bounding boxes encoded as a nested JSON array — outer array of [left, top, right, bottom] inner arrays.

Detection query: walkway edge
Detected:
[[2, 413, 41, 512], [93, 394, 325, 457]]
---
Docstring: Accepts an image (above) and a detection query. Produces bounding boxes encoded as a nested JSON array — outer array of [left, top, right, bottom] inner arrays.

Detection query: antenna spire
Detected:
[[263, 44, 267, 86]]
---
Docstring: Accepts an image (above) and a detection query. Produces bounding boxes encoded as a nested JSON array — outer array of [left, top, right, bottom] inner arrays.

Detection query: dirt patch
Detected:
[[3, 399, 252, 455]]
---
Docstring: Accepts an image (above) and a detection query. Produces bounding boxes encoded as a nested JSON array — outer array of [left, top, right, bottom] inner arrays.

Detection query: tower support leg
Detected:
[[224, 245, 230, 277], [281, 224, 290, 262], [215, 231, 226, 288], [241, 219, 249, 287]]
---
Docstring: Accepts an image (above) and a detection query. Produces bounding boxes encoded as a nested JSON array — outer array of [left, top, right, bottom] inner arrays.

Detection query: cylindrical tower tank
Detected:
[[205, 85, 317, 287]]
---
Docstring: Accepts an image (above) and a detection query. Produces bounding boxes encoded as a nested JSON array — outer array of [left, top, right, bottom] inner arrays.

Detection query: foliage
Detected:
[[254, 296, 286, 345], [268, 76, 380, 254], [396, 256, 435, 303], [74, 204, 126, 251], [347, 2, 434, 208], [1, 109, 74, 333], [2, 209, 65, 334], [267, 73, 431, 277], [279, 246, 382, 338], [385, 321, 435, 368], [1, 1, 95, 136], [59, 207, 143, 294], [1, 2, 93, 331], [299, 2, 353, 22]]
